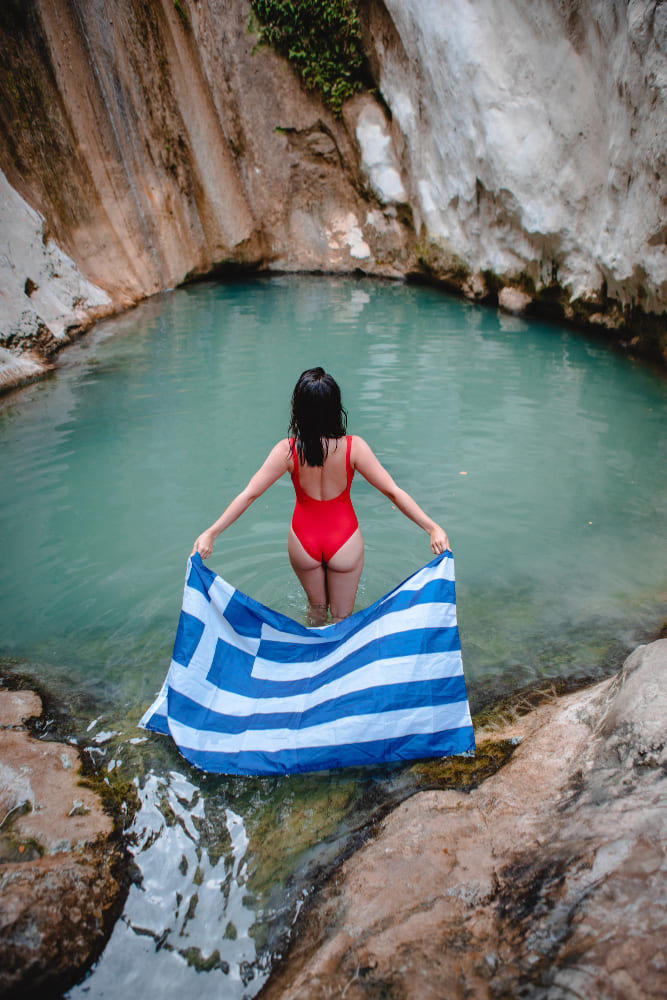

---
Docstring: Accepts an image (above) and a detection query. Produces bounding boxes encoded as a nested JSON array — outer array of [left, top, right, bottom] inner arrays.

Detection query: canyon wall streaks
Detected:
[[0, 0, 665, 389]]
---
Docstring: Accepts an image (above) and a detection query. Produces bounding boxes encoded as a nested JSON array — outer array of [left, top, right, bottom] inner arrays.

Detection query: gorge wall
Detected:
[[0, 0, 665, 390]]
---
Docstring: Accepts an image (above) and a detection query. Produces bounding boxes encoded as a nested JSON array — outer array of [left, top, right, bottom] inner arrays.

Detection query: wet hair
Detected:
[[289, 367, 348, 466]]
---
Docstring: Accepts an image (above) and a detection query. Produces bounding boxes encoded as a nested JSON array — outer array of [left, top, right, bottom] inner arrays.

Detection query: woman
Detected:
[[191, 367, 449, 625]]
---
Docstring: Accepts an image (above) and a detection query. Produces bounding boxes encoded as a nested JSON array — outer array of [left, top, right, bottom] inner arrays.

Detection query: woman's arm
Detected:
[[351, 436, 450, 554], [190, 440, 292, 558]]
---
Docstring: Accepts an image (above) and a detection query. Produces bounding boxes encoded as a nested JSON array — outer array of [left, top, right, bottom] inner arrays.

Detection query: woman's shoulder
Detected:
[[268, 438, 295, 465], [348, 435, 374, 464]]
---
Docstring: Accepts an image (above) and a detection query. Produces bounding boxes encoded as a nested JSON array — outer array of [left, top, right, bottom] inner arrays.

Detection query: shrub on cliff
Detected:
[[250, 0, 364, 115]]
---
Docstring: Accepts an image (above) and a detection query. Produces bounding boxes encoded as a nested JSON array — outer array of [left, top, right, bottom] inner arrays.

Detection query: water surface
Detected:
[[0, 276, 665, 995]]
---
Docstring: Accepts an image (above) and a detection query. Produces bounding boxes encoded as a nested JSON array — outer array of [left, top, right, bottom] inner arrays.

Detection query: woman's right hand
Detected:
[[190, 529, 215, 559], [429, 524, 450, 555]]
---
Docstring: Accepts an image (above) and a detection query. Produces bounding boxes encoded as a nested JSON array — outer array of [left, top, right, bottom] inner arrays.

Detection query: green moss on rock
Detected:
[[173, 0, 188, 27], [76, 773, 139, 837], [181, 946, 228, 973], [410, 739, 517, 790], [472, 676, 594, 731], [414, 238, 471, 288]]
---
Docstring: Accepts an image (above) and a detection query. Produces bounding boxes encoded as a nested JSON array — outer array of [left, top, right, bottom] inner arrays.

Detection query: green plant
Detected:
[[173, 0, 188, 26], [250, 0, 364, 115]]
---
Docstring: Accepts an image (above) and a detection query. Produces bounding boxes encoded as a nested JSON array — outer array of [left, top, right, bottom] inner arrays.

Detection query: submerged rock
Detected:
[[260, 640, 667, 999], [0, 689, 128, 997]]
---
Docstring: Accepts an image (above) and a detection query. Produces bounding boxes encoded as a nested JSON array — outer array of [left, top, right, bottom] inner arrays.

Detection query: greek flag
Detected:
[[139, 552, 474, 775]]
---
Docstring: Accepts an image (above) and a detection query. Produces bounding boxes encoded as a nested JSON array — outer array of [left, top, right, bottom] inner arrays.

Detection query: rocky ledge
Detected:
[[0, 689, 129, 998], [261, 640, 667, 1000]]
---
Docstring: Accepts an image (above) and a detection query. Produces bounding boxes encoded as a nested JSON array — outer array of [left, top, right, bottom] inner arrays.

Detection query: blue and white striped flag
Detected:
[[139, 552, 474, 775]]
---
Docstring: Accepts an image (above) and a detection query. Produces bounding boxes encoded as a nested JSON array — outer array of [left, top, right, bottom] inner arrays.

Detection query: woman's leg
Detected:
[[326, 528, 364, 622], [288, 528, 328, 626]]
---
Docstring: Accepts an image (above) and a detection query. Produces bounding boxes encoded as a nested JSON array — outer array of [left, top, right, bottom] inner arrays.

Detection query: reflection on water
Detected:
[[64, 714, 408, 998], [0, 276, 665, 994], [69, 772, 267, 998]]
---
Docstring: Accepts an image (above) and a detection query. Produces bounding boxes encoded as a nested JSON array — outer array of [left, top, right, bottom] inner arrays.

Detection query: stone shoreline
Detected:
[[1, 642, 664, 997], [0, 689, 131, 998], [260, 640, 667, 999], [3, 264, 665, 399]]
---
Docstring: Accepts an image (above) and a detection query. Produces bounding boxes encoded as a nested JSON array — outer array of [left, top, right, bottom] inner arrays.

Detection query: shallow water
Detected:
[[0, 276, 665, 995]]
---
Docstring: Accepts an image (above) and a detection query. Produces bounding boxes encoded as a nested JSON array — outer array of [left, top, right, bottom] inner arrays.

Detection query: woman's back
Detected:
[[291, 435, 352, 501], [191, 366, 447, 624]]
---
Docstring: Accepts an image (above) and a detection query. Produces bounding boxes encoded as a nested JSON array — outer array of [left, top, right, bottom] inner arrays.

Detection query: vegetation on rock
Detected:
[[173, 0, 188, 27], [250, 0, 364, 115]]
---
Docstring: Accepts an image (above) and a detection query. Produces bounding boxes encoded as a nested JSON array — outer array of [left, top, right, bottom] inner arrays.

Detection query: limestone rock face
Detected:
[[364, 0, 667, 316], [0, 690, 126, 997], [0, 169, 113, 389], [0, 0, 665, 391], [260, 640, 667, 1000]]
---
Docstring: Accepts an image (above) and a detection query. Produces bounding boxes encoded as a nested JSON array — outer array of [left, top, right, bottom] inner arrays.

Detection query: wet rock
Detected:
[[0, 690, 127, 997], [260, 640, 667, 1000], [498, 286, 533, 315], [462, 271, 489, 301], [0, 348, 47, 393], [0, 853, 123, 999], [0, 689, 41, 727], [0, 730, 112, 853]]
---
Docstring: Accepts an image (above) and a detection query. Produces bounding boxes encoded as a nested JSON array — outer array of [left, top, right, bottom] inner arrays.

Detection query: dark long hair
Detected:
[[289, 367, 347, 466]]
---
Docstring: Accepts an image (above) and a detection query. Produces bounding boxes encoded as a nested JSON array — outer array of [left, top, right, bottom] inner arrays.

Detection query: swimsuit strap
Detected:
[[345, 435, 353, 490]]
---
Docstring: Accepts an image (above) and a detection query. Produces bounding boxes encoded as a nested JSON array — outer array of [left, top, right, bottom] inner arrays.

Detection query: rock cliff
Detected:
[[0, 0, 665, 390], [362, 1, 667, 323]]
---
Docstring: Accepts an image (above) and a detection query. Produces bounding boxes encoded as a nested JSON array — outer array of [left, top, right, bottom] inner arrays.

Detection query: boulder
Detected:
[[260, 640, 667, 999], [0, 690, 127, 998], [498, 286, 533, 315]]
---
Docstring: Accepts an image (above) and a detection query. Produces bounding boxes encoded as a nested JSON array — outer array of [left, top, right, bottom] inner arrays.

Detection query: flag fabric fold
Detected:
[[139, 552, 475, 775]]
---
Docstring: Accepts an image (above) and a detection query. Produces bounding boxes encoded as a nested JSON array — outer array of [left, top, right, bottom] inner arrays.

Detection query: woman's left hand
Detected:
[[429, 525, 449, 554], [191, 529, 215, 559]]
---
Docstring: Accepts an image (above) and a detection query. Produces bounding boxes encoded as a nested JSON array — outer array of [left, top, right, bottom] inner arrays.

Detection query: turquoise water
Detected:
[[1, 276, 665, 995]]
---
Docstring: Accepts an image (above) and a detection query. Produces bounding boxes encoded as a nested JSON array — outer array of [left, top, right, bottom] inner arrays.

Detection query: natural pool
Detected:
[[1, 276, 665, 996]]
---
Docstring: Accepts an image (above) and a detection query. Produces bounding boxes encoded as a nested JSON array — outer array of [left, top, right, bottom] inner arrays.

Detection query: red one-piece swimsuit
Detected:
[[289, 436, 358, 563]]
